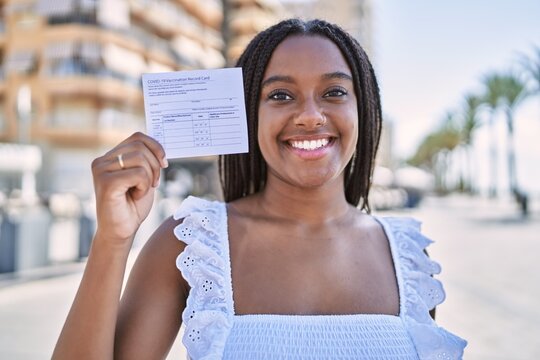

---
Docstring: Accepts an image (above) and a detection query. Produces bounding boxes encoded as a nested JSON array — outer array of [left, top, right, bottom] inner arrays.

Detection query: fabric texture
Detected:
[[174, 196, 467, 359]]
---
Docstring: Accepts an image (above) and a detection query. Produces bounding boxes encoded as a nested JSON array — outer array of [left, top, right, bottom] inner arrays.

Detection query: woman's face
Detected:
[[258, 35, 358, 190]]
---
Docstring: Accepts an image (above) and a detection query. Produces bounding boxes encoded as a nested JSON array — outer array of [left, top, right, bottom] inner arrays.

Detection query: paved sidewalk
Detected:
[[0, 194, 538, 359], [0, 251, 187, 359], [381, 195, 540, 360]]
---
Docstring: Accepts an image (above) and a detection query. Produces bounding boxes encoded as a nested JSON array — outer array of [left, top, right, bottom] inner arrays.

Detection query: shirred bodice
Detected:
[[174, 196, 466, 359]]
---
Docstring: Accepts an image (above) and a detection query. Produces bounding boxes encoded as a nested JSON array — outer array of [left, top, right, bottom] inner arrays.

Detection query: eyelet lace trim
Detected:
[[383, 217, 467, 360], [174, 196, 233, 360], [173, 200, 466, 359]]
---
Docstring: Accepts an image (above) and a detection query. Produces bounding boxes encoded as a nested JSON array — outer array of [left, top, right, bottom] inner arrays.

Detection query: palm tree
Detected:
[[498, 73, 528, 196], [520, 46, 540, 117], [409, 112, 460, 193], [482, 73, 505, 197], [460, 93, 482, 193]]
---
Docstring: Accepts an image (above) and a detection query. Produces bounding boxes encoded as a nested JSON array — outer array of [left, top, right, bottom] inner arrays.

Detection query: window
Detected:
[[49, 99, 97, 129], [4, 51, 38, 76], [36, 0, 97, 25]]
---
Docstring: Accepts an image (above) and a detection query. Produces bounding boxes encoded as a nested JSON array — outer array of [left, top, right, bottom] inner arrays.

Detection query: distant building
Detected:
[[281, 0, 373, 56], [225, 0, 288, 63], [0, 0, 379, 198], [0, 0, 224, 196]]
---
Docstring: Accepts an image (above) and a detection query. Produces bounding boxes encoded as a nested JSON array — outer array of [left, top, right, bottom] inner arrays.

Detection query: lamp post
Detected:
[[16, 84, 31, 144], [15, 84, 38, 203]]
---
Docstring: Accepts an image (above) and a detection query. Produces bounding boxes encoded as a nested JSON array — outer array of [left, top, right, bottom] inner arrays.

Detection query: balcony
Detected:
[[44, 76, 142, 105], [40, 102, 144, 147]]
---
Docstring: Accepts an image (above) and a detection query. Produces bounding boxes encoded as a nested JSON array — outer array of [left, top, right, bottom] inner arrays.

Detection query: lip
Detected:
[[282, 134, 335, 142]]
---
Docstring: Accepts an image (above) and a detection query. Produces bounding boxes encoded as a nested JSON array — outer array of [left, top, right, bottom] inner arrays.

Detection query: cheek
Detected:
[[257, 106, 287, 149], [256, 110, 277, 162], [344, 109, 359, 147]]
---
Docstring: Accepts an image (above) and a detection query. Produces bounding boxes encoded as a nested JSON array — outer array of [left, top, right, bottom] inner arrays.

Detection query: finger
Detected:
[[103, 167, 153, 201], [109, 132, 168, 168], [123, 151, 160, 188], [107, 140, 165, 185], [128, 143, 163, 187], [99, 151, 157, 188]]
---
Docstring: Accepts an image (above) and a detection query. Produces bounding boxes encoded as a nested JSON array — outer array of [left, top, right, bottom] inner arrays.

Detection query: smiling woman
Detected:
[[52, 19, 467, 360], [257, 35, 358, 189]]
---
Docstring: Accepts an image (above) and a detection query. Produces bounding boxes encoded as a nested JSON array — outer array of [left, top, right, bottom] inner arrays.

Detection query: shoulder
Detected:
[[132, 196, 226, 291], [130, 196, 228, 298], [132, 215, 189, 291], [374, 216, 434, 251], [171, 195, 226, 242], [372, 216, 468, 357]]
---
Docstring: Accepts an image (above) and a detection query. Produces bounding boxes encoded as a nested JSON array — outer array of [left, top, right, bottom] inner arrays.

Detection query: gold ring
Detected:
[[117, 154, 125, 169]]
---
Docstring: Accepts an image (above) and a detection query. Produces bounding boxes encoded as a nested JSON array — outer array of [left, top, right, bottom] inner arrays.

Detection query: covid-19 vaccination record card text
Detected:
[[142, 68, 249, 159]]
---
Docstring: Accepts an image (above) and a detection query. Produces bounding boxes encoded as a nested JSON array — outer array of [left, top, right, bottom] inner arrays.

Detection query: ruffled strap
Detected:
[[173, 196, 234, 360], [381, 217, 467, 360]]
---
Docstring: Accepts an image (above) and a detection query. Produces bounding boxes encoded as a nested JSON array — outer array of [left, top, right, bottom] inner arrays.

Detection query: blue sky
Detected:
[[375, 0, 540, 153], [374, 0, 540, 193]]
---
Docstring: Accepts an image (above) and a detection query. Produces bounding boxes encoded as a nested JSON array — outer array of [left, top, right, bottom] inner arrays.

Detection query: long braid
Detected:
[[219, 19, 382, 212]]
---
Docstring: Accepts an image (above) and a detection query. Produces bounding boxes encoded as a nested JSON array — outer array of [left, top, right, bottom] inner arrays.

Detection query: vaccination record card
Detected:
[[142, 68, 248, 159]]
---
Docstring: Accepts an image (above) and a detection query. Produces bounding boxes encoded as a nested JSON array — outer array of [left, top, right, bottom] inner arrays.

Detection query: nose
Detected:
[[294, 99, 326, 128]]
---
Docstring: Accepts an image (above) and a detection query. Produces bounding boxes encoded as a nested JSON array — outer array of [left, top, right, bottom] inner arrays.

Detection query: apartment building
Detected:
[[226, 0, 287, 62], [0, 0, 376, 197], [0, 0, 225, 195], [281, 0, 374, 56]]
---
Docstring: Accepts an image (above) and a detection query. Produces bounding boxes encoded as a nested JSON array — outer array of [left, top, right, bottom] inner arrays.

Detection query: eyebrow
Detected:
[[261, 71, 353, 89], [321, 71, 353, 81], [261, 75, 294, 89]]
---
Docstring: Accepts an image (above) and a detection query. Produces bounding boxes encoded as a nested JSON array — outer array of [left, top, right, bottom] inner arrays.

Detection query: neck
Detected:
[[256, 175, 352, 224]]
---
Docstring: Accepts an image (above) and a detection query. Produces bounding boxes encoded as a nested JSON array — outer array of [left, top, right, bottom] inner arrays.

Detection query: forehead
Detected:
[[264, 35, 352, 78]]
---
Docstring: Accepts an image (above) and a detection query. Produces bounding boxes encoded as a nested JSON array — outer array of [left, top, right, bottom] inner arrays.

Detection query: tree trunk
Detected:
[[506, 110, 517, 194], [488, 114, 498, 197], [466, 145, 475, 194]]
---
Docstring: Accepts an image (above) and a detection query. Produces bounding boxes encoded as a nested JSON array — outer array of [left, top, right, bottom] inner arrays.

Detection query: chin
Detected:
[[289, 169, 341, 189]]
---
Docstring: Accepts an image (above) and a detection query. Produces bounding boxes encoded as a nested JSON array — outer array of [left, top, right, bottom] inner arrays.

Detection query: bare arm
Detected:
[[52, 132, 188, 359], [114, 216, 188, 359]]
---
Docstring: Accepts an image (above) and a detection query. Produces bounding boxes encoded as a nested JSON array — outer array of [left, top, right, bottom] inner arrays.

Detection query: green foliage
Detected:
[[461, 93, 482, 146], [409, 44, 538, 197], [497, 72, 528, 113], [408, 112, 460, 169], [520, 46, 540, 93], [482, 73, 505, 110]]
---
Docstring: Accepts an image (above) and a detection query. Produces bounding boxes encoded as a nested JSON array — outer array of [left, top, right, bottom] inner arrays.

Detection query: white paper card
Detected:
[[142, 68, 249, 159]]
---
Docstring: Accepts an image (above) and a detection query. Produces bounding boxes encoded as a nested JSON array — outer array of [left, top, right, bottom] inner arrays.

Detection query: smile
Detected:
[[289, 138, 330, 151]]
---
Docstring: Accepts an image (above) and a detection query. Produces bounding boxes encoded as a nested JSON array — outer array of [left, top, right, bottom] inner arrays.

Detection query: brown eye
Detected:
[[268, 90, 293, 101], [323, 87, 347, 98]]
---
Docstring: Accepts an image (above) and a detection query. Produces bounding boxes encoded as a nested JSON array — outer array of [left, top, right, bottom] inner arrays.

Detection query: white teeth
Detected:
[[290, 138, 330, 150]]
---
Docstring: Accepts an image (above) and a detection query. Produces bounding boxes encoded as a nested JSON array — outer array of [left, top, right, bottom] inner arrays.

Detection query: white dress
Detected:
[[173, 196, 467, 359]]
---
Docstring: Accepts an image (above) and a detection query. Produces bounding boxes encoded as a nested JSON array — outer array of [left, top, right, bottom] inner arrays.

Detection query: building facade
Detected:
[[0, 0, 225, 196], [281, 0, 373, 56], [225, 0, 287, 62], [0, 0, 376, 198]]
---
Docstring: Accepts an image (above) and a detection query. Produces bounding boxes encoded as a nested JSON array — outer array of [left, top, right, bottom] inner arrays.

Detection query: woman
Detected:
[[53, 19, 466, 359]]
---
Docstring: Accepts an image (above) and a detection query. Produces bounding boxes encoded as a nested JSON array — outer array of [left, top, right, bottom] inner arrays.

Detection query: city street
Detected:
[[0, 195, 539, 359]]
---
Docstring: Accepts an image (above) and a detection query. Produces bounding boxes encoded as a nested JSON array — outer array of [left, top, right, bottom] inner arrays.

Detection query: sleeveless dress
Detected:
[[173, 196, 467, 359]]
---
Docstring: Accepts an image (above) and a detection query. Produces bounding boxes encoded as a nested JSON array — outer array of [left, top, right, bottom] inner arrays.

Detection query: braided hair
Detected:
[[219, 18, 382, 212]]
